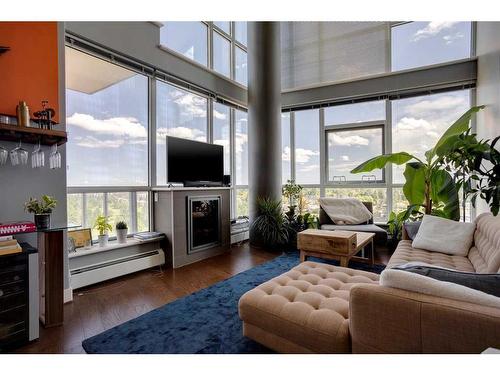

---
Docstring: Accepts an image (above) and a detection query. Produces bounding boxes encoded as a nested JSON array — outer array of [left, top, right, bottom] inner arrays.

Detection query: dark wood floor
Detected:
[[16, 242, 390, 354]]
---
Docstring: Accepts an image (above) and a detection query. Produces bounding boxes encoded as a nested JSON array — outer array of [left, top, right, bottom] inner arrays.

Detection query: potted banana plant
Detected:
[[94, 215, 112, 247]]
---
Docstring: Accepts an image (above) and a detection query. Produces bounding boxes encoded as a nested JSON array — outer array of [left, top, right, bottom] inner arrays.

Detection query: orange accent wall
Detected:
[[0, 22, 59, 122]]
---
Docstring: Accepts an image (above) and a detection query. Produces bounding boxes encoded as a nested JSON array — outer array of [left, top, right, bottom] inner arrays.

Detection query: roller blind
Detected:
[[281, 22, 391, 90]]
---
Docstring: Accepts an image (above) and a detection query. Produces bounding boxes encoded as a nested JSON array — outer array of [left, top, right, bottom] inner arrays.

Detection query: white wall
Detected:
[[476, 22, 500, 214]]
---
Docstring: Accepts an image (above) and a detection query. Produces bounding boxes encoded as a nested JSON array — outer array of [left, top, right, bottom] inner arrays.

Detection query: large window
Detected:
[[155, 81, 208, 185], [213, 103, 231, 176], [391, 22, 472, 71], [213, 31, 231, 78], [66, 48, 149, 187], [159, 22, 208, 66], [294, 109, 320, 184], [235, 109, 249, 216], [281, 113, 291, 183], [67, 192, 149, 239], [392, 90, 471, 183], [66, 47, 151, 235], [159, 22, 247, 86], [327, 127, 384, 183]]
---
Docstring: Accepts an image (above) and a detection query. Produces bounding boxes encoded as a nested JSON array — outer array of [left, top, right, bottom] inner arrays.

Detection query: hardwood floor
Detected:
[[15, 242, 390, 354]]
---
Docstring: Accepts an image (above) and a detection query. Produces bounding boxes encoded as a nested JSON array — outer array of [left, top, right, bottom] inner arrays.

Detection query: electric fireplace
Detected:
[[187, 196, 221, 254]]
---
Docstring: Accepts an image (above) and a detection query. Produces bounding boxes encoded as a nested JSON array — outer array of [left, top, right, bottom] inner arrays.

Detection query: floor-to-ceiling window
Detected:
[[234, 109, 249, 217], [66, 47, 150, 238], [155, 81, 208, 186], [159, 21, 248, 86]]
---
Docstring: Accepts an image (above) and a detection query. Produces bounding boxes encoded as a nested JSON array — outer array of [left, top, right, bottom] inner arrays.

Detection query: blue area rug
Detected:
[[82, 252, 385, 354]]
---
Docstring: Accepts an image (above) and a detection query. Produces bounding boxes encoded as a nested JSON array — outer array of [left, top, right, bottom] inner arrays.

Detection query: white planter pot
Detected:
[[98, 234, 109, 247], [116, 229, 128, 244]]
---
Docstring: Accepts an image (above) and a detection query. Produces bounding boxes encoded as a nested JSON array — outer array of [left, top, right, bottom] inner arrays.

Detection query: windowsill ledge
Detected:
[[68, 236, 164, 259]]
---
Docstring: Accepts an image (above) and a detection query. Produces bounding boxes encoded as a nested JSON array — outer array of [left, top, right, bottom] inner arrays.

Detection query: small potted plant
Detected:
[[94, 215, 112, 247], [24, 195, 57, 229], [115, 221, 128, 244]]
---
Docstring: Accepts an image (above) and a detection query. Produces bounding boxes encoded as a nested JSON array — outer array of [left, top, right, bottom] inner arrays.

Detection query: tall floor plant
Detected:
[[351, 106, 485, 220]]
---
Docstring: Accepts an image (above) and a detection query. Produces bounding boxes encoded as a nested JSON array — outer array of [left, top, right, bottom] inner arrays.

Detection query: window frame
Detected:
[[324, 121, 386, 185]]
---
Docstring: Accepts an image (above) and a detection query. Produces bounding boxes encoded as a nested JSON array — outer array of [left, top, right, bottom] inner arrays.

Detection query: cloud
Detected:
[[168, 90, 207, 119], [67, 113, 147, 138], [235, 133, 248, 155], [395, 117, 434, 131], [296, 149, 319, 164], [297, 164, 319, 173], [443, 32, 465, 45], [403, 95, 467, 117], [329, 133, 369, 146], [341, 155, 350, 161], [75, 136, 125, 149], [213, 108, 228, 120], [156, 126, 206, 143], [412, 22, 458, 41]]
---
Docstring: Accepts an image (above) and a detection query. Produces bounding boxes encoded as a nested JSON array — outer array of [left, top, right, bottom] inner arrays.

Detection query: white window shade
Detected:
[[281, 22, 391, 90]]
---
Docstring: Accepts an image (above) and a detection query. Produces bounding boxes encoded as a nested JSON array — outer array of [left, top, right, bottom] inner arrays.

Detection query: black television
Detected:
[[166, 136, 224, 187]]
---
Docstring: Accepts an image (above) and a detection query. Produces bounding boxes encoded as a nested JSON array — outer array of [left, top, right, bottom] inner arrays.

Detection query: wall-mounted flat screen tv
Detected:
[[166, 136, 224, 186]]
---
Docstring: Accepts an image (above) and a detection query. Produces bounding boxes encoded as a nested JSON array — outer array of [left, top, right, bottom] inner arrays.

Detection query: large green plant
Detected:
[[250, 197, 289, 248], [441, 132, 500, 216], [351, 106, 485, 220]]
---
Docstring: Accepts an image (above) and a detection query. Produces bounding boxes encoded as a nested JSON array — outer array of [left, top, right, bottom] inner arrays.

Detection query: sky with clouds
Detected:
[[66, 21, 471, 189]]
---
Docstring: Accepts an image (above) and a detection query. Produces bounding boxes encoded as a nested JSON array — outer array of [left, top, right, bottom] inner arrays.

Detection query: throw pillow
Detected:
[[403, 221, 421, 240], [412, 214, 476, 256], [394, 265, 500, 297]]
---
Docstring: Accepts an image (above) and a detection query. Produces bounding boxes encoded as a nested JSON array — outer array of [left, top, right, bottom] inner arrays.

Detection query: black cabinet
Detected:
[[0, 245, 37, 352]]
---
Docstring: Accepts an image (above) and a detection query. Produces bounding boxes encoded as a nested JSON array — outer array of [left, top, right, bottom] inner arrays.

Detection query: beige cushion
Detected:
[[468, 213, 500, 273], [412, 214, 476, 256], [387, 240, 475, 272], [238, 261, 379, 353]]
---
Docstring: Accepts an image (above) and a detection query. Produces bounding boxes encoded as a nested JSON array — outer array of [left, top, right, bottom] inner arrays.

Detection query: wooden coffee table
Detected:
[[297, 229, 375, 267]]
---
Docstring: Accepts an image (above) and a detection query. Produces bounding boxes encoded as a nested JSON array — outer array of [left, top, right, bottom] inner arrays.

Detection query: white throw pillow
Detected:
[[412, 214, 476, 256]]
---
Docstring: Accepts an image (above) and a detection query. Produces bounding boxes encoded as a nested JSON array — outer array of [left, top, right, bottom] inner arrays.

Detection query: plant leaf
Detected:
[[430, 169, 460, 220], [402, 162, 426, 205], [431, 105, 485, 158], [351, 152, 415, 173]]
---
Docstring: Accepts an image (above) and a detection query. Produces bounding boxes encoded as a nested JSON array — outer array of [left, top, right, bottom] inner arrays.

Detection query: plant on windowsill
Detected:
[[250, 197, 289, 250], [94, 215, 113, 247], [115, 221, 128, 244], [24, 195, 57, 230], [351, 106, 485, 221]]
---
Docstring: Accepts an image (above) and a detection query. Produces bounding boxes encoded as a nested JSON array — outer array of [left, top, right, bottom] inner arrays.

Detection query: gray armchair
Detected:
[[318, 201, 388, 246]]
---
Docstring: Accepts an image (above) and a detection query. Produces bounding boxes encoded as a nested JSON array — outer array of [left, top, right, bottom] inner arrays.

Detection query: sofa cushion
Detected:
[[468, 213, 500, 273], [387, 240, 475, 272], [403, 221, 421, 240], [394, 265, 500, 297], [320, 223, 387, 245], [319, 197, 373, 225], [412, 215, 476, 256], [238, 261, 379, 353], [380, 268, 500, 309]]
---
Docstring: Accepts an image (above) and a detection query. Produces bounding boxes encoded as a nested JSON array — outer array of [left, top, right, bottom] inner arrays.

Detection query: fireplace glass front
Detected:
[[187, 196, 221, 254]]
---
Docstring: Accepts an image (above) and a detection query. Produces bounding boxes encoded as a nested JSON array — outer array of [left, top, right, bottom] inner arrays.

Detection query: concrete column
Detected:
[[247, 22, 282, 228]]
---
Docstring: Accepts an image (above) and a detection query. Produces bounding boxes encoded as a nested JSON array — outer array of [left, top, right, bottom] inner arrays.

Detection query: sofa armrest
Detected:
[[349, 284, 500, 353]]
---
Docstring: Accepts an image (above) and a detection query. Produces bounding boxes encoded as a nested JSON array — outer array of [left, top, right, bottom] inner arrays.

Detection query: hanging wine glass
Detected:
[[0, 146, 8, 166], [50, 144, 61, 169], [10, 141, 29, 166], [32, 141, 44, 168]]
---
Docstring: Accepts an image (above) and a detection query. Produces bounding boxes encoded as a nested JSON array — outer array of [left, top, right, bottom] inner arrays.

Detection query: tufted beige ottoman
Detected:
[[238, 261, 380, 353]]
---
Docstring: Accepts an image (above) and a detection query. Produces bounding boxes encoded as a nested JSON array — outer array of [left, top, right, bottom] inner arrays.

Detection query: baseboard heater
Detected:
[[70, 249, 165, 290]]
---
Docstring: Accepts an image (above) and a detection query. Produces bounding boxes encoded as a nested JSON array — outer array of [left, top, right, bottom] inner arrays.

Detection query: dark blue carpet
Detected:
[[82, 251, 385, 354]]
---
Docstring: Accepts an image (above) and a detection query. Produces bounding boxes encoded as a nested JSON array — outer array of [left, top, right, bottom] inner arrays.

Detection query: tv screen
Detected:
[[166, 136, 224, 185]]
